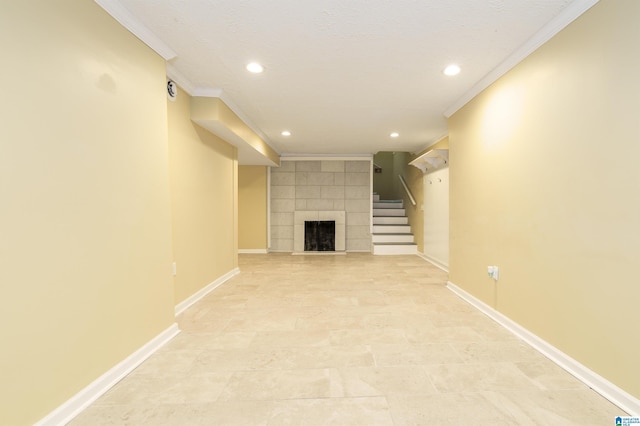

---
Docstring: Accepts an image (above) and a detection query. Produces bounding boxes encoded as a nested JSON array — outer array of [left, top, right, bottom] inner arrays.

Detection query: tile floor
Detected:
[[71, 253, 625, 425]]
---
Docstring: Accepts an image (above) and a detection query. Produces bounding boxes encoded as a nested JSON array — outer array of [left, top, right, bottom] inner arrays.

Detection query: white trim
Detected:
[[166, 63, 196, 95], [35, 324, 180, 426], [267, 167, 272, 250], [239, 249, 268, 254], [412, 133, 449, 156], [443, 0, 600, 118], [94, 0, 177, 60], [447, 281, 640, 416], [218, 91, 273, 147], [193, 87, 224, 98], [174, 268, 240, 316], [291, 251, 347, 256], [369, 159, 374, 241], [281, 155, 373, 161], [417, 252, 449, 272]]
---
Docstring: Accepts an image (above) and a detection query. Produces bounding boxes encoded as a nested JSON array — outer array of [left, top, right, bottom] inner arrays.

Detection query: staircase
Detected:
[[372, 194, 418, 255]]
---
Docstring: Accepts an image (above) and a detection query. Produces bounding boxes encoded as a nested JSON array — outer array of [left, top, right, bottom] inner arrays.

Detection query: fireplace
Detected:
[[305, 221, 335, 251], [293, 211, 345, 253]]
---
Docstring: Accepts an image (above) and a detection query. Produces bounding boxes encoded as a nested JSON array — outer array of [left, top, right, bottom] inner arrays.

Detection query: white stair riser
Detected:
[[373, 208, 405, 216], [372, 217, 408, 225], [373, 244, 418, 255], [372, 234, 414, 243], [373, 202, 403, 209], [373, 225, 412, 234], [372, 198, 416, 256]]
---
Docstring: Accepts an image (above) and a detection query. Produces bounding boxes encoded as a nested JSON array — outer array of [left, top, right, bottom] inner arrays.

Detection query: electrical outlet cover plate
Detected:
[[488, 266, 499, 280]]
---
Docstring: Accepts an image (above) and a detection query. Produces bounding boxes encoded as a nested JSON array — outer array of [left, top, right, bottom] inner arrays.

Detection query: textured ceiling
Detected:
[[113, 0, 578, 156]]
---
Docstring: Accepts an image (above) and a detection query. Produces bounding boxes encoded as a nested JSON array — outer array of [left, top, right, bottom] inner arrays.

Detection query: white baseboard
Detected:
[[417, 252, 449, 272], [174, 267, 240, 316], [35, 323, 180, 426], [238, 249, 268, 254], [447, 281, 640, 416]]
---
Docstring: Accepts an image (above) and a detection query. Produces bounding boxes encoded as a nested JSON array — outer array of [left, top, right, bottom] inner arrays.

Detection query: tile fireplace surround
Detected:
[[270, 160, 371, 252]]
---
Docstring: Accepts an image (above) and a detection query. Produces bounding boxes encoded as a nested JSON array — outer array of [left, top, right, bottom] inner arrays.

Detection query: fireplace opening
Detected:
[[304, 221, 335, 252]]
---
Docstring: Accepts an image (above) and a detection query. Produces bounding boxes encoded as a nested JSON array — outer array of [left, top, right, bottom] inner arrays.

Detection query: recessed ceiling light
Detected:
[[390, 132, 399, 138], [246, 62, 264, 73], [281, 131, 291, 136], [443, 64, 461, 76]]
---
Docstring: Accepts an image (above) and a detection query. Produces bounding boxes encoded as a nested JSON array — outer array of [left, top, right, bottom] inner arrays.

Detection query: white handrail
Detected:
[[398, 174, 417, 206]]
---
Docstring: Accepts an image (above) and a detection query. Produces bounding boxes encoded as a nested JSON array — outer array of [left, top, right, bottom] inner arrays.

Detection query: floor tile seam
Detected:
[[279, 395, 389, 401], [127, 370, 231, 379], [424, 360, 538, 367], [455, 355, 550, 365], [218, 366, 360, 375], [371, 344, 379, 368], [87, 401, 231, 409], [444, 341, 469, 364], [423, 365, 545, 393]]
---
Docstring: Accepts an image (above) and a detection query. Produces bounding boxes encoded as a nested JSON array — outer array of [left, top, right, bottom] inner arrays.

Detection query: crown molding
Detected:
[[193, 87, 224, 98], [280, 154, 373, 161], [443, 0, 600, 118], [166, 63, 196, 95], [95, 0, 177, 60]]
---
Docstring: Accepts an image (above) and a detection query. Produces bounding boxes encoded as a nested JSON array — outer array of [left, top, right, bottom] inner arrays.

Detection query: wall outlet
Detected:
[[172, 262, 177, 276], [487, 266, 499, 280]]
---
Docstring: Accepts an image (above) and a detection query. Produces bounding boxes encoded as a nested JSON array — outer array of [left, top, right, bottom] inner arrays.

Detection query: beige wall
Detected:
[[168, 87, 238, 305], [449, 0, 640, 399], [0, 2, 175, 424], [238, 166, 268, 250]]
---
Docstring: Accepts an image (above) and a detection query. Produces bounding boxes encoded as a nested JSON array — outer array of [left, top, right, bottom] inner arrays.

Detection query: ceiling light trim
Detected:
[[443, 64, 461, 76], [94, 0, 177, 60], [443, 0, 600, 118], [246, 62, 264, 73]]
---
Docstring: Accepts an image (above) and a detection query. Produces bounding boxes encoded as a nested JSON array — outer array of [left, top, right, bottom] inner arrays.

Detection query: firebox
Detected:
[[304, 220, 335, 251]]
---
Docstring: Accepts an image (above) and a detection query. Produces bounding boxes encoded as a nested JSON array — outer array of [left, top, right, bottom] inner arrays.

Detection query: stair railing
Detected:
[[398, 174, 417, 206]]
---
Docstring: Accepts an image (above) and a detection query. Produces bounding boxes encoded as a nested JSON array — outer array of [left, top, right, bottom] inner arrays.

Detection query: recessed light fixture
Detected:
[[390, 132, 399, 138], [443, 64, 461, 76], [246, 62, 264, 73], [281, 131, 291, 136]]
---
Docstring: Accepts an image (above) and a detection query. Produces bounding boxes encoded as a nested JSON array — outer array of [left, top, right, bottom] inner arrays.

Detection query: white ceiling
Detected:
[[100, 0, 596, 158]]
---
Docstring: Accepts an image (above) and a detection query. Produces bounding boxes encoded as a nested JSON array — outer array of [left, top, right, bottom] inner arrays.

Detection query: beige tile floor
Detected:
[[71, 253, 625, 425]]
